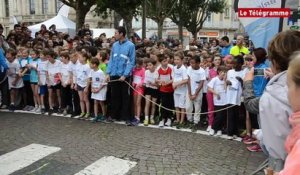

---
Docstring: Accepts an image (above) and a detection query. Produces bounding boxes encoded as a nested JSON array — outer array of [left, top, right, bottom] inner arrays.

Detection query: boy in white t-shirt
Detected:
[[37, 51, 48, 114], [89, 58, 107, 123], [186, 55, 206, 131], [70, 52, 81, 117], [6, 48, 23, 111], [207, 66, 227, 136], [225, 56, 245, 139], [172, 51, 188, 128]]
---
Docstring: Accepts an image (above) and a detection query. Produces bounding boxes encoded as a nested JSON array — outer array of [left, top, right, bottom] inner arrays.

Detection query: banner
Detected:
[[235, 0, 283, 49]]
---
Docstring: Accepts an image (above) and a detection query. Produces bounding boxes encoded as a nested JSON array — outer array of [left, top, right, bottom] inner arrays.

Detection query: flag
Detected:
[[237, 0, 283, 49]]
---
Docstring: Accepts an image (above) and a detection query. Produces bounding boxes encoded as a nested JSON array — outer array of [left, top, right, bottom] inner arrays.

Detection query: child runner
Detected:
[[143, 58, 159, 126], [186, 55, 206, 131], [28, 50, 41, 113], [207, 66, 227, 136], [45, 50, 62, 115], [130, 57, 145, 126], [89, 58, 107, 123], [6, 48, 23, 111], [157, 54, 174, 127], [172, 51, 188, 128], [37, 50, 48, 114], [74, 51, 91, 119]]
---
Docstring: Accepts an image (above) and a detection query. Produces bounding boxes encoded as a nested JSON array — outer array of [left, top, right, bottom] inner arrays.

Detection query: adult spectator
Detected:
[[220, 36, 232, 57], [230, 35, 249, 56], [49, 24, 58, 36], [0, 24, 5, 39], [210, 39, 220, 54], [78, 23, 92, 37], [0, 36, 8, 109], [243, 30, 300, 174], [106, 26, 135, 124]]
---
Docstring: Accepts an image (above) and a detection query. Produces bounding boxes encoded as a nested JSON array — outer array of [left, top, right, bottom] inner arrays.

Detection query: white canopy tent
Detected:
[[28, 14, 76, 38]]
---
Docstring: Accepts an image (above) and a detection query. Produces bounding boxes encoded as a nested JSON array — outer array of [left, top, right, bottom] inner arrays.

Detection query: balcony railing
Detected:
[[203, 21, 240, 29]]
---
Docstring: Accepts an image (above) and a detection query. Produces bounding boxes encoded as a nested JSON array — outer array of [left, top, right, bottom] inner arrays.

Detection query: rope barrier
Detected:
[[106, 79, 236, 115]]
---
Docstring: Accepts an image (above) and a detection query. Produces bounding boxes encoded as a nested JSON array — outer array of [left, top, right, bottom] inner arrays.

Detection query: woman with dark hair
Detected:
[[244, 30, 300, 174]]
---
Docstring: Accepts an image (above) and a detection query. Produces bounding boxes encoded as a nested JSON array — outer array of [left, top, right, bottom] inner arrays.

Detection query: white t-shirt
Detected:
[[70, 60, 79, 83], [46, 60, 62, 86], [226, 69, 245, 105], [89, 69, 106, 88], [187, 66, 206, 95], [203, 67, 209, 93], [172, 65, 188, 95], [144, 69, 159, 89], [60, 62, 72, 85], [75, 63, 91, 87], [37, 60, 48, 85], [207, 76, 226, 106], [7, 59, 24, 89]]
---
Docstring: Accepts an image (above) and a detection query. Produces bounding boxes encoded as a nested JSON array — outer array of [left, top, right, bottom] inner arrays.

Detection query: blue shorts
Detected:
[[39, 85, 48, 95]]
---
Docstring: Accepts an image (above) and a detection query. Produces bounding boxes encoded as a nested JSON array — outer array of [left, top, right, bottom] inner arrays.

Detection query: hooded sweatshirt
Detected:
[[259, 71, 292, 161]]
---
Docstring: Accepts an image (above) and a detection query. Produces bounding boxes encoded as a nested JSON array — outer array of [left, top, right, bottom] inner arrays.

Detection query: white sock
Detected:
[[145, 116, 149, 120], [150, 115, 154, 120]]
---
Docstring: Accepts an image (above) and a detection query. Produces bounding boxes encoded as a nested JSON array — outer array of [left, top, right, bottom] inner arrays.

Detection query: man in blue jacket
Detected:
[[106, 26, 135, 124], [0, 37, 9, 108]]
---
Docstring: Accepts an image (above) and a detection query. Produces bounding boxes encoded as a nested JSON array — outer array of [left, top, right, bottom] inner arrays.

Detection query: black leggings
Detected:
[[160, 92, 174, 121]]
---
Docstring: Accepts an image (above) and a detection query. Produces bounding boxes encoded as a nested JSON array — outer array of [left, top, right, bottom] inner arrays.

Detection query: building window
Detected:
[[5, 0, 9, 17], [29, 0, 35, 14], [42, 0, 48, 14], [207, 13, 212, 22], [225, 8, 230, 18], [56, 0, 64, 13]]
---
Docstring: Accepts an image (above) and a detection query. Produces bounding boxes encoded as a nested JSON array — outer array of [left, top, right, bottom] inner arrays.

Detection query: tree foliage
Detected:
[[94, 0, 142, 37], [170, 0, 226, 39], [59, 0, 97, 30]]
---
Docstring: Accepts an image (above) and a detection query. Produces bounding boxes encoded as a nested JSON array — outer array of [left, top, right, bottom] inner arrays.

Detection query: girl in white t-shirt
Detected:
[[6, 49, 23, 111], [186, 55, 206, 131], [74, 51, 91, 119], [207, 66, 227, 136], [37, 51, 48, 114], [45, 50, 62, 115], [59, 52, 72, 115], [172, 51, 188, 127], [89, 58, 107, 122], [143, 58, 159, 126]]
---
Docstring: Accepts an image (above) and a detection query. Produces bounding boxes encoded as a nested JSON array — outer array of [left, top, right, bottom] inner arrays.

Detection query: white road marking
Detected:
[[74, 156, 137, 175], [0, 143, 61, 175]]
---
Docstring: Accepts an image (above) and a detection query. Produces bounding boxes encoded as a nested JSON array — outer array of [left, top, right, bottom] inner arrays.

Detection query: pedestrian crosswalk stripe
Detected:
[[74, 156, 137, 175], [0, 143, 61, 175]]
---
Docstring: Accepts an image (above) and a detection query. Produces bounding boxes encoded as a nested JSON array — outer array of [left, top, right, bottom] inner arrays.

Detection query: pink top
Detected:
[[132, 67, 145, 93], [208, 67, 218, 81], [279, 111, 300, 175]]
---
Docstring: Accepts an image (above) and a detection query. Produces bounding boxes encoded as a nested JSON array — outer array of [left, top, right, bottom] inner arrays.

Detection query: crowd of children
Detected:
[[1, 41, 269, 141]]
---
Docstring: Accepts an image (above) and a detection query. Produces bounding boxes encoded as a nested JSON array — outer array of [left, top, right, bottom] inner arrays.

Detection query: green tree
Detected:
[[170, 0, 226, 40], [146, 0, 176, 39], [95, 0, 142, 37], [59, 0, 97, 30]]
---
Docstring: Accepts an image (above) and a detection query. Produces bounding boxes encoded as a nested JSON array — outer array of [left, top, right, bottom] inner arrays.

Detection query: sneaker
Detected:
[[176, 123, 184, 129], [215, 130, 222, 137], [158, 120, 164, 127], [233, 135, 238, 139], [150, 118, 155, 125], [27, 106, 35, 111], [84, 113, 91, 119], [78, 112, 85, 119], [23, 105, 30, 111], [41, 108, 46, 114], [35, 107, 41, 114], [130, 118, 140, 126], [63, 109, 68, 116], [143, 119, 149, 126], [98, 115, 106, 122], [165, 118, 172, 127], [9, 104, 15, 112], [57, 108, 63, 114], [48, 109, 54, 116], [31, 107, 37, 112], [92, 115, 100, 123], [243, 137, 256, 145], [242, 135, 251, 141], [209, 129, 215, 136], [106, 116, 114, 123], [0, 104, 8, 109], [206, 125, 212, 132], [247, 144, 262, 152], [190, 124, 198, 132]]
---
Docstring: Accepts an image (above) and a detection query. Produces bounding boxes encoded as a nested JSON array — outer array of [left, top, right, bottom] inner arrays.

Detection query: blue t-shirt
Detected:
[[29, 58, 40, 83], [253, 63, 269, 97], [221, 44, 232, 57]]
